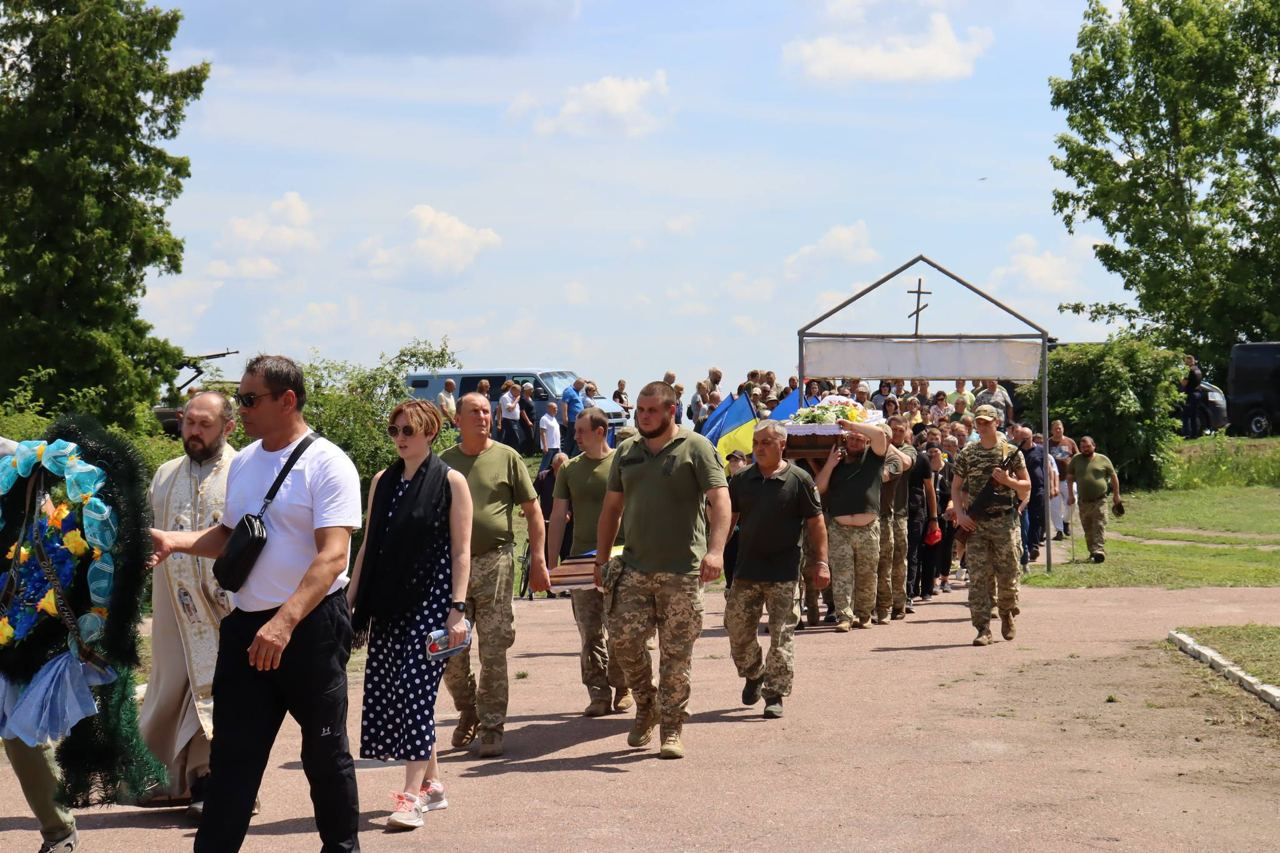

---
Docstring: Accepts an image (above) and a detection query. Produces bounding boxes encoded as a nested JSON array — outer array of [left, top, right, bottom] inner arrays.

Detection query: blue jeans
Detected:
[[539, 448, 560, 473], [1019, 506, 1030, 567]]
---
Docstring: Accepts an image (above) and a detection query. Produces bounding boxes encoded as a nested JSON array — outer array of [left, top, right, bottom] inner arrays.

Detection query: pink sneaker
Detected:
[[387, 791, 423, 830], [419, 779, 448, 812]]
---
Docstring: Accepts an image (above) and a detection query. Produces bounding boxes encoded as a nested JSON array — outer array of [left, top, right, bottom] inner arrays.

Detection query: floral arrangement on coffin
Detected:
[[786, 395, 883, 436], [0, 416, 164, 806]]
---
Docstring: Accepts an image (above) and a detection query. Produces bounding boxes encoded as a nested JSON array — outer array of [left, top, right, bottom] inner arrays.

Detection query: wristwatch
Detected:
[[450, 601, 466, 613]]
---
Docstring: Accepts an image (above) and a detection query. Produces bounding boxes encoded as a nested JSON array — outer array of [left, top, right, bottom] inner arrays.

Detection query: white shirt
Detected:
[[223, 434, 362, 612], [539, 414, 561, 451], [500, 390, 520, 421]]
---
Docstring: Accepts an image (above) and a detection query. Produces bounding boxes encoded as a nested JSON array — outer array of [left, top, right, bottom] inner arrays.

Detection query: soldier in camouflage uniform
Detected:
[[952, 405, 1030, 646], [723, 422, 827, 718], [814, 419, 894, 631], [887, 416, 916, 619], [875, 427, 905, 623], [595, 382, 730, 759], [441, 393, 550, 757]]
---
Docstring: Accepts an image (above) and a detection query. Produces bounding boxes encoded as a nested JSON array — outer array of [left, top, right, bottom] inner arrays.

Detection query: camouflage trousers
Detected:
[[444, 546, 515, 734], [724, 579, 799, 697], [966, 514, 1021, 629], [828, 520, 880, 624], [570, 587, 626, 701], [877, 515, 908, 616], [1078, 498, 1108, 557], [891, 512, 909, 610], [610, 566, 703, 729]]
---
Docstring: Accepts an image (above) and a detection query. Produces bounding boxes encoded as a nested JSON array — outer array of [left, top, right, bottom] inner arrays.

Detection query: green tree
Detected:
[[1049, 0, 1280, 380], [1016, 336, 1183, 487], [0, 1, 209, 427], [299, 338, 461, 491]]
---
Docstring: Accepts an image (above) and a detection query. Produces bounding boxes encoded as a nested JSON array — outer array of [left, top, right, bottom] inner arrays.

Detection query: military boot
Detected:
[[451, 705, 479, 748], [583, 696, 612, 717], [1000, 611, 1016, 641], [627, 699, 660, 748], [613, 687, 634, 712], [973, 627, 993, 646], [476, 730, 504, 758], [658, 726, 685, 760]]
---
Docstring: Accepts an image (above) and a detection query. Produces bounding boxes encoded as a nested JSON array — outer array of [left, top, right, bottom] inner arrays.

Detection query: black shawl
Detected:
[[351, 452, 451, 648]]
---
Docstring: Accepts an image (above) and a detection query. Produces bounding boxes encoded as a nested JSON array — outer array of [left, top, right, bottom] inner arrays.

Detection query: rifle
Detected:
[[955, 449, 1021, 545]]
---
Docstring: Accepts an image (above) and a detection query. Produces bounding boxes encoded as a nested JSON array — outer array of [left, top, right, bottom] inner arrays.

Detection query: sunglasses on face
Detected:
[[234, 390, 283, 409], [387, 424, 418, 438]]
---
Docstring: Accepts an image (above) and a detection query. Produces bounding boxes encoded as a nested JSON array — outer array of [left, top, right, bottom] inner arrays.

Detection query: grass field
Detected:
[[1179, 624, 1280, 687], [1025, 485, 1280, 589]]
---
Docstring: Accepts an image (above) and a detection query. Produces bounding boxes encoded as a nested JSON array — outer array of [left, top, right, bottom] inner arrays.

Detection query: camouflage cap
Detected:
[[973, 404, 1000, 422]]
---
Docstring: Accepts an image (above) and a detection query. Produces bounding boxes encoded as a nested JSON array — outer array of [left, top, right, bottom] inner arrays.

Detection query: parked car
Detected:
[[1227, 342, 1280, 437], [405, 368, 628, 441], [1193, 380, 1230, 434]]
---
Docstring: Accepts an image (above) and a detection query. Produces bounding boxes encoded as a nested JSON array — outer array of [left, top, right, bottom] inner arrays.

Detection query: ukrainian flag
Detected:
[[702, 391, 757, 466]]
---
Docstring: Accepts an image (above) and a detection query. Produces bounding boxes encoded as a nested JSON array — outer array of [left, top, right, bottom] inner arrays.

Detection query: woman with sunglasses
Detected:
[[347, 400, 473, 831]]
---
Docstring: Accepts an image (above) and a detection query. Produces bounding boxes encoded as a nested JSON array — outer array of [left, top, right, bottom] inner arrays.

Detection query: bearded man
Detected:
[[139, 391, 237, 815]]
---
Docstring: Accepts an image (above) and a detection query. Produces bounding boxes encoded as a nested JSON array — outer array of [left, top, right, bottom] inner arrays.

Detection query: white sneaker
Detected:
[[387, 791, 423, 830], [419, 779, 448, 812]]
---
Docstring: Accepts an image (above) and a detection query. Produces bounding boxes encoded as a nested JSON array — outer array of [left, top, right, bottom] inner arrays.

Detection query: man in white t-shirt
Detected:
[[499, 382, 522, 450], [151, 355, 362, 853], [539, 401, 561, 472]]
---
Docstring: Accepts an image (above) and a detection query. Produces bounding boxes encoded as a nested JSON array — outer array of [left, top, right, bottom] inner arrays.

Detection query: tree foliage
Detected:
[[1017, 336, 1183, 488], [1050, 0, 1280, 380], [0, 1, 209, 427]]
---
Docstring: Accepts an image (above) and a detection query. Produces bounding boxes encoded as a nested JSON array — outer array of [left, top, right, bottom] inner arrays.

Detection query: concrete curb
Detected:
[[1168, 630, 1280, 713]]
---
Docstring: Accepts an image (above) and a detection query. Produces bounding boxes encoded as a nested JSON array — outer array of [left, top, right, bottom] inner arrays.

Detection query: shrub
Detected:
[[1016, 336, 1182, 488], [1163, 434, 1280, 489]]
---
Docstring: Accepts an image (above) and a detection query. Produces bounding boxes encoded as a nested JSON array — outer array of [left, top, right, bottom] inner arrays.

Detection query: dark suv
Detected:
[[1228, 342, 1280, 437]]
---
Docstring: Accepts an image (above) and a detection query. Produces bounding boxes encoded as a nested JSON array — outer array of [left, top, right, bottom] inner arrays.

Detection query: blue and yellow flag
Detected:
[[702, 391, 757, 466]]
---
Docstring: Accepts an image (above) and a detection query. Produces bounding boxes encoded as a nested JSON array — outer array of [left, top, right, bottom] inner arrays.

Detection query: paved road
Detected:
[[4, 584, 1279, 852]]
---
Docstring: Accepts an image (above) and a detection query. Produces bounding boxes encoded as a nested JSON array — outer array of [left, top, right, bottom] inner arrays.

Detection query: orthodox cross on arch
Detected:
[[907, 277, 931, 336]]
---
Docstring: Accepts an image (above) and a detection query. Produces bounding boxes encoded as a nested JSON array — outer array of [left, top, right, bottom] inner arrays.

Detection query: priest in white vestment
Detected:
[[139, 392, 236, 812]]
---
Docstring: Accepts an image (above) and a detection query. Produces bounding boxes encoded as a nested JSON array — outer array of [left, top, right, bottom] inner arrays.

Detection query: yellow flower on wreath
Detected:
[[0, 617, 13, 646], [6, 542, 31, 563], [62, 529, 89, 558], [47, 502, 71, 527], [37, 589, 58, 616]]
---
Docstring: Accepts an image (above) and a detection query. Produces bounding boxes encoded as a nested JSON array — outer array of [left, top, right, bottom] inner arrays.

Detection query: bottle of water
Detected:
[[426, 619, 472, 660]]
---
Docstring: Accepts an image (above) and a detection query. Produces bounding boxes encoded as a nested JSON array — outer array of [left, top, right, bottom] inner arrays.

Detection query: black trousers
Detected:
[[1027, 491, 1046, 548], [195, 591, 359, 853], [906, 509, 926, 598]]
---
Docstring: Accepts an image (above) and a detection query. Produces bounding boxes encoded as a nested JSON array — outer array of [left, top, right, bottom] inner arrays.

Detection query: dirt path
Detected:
[[4, 586, 1279, 852]]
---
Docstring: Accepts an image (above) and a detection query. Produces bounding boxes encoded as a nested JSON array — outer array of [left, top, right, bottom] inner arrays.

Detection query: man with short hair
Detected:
[[884, 416, 918, 618], [1014, 423, 1047, 563], [548, 409, 635, 717], [1047, 420, 1079, 539], [150, 355, 363, 852], [499, 381, 523, 450], [707, 367, 722, 395], [1066, 436, 1121, 563], [140, 391, 237, 817], [974, 379, 1014, 427], [953, 405, 1030, 646], [949, 396, 970, 422], [596, 381, 730, 759], [539, 401, 561, 472], [443, 393, 550, 757], [948, 378, 974, 410], [436, 378, 458, 426], [814, 419, 893, 631], [663, 370, 677, 385], [726, 422, 827, 718], [854, 382, 872, 408], [561, 377, 587, 457]]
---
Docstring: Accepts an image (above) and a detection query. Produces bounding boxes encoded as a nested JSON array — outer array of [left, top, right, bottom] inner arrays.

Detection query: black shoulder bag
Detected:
[[213, 434, 317, 592]]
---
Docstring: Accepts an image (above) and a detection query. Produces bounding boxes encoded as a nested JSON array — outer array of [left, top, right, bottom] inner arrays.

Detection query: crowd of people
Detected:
[[5, 356, 1124, 853]]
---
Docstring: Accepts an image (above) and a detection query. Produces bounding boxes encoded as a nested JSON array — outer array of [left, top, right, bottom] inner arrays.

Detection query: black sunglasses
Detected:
[[234, 390, 283, 409], [387, 424, 418, 438]]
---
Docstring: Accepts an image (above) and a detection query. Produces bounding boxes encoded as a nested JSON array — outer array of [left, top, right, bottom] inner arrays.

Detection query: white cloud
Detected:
[[824, 0, 878, 23], [565, 280, 588, 304], [506, 91, 539, 120], [664, 213, 698, 235], [785, 13, 993, 83], [227, 191, 319, 252], [785, 220, 879, 279], [364, 205, 502, 277], [731, 314, 759, 334], [722, 271, 776, 301], [815, 289, 851, 310], [991, 234, 1075, 294], [534, 69, 670, 137], [206, 257, 281, 280], [142, 277, 225, 340], [664, 283, 711, 316]]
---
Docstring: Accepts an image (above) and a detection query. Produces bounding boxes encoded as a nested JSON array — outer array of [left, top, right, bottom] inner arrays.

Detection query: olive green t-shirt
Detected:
[[552, 450, 624, 556], [892, 443, 917, 516], [1068, 452, 1115, 503], [606, 430, 728, 574], [441, 441, 537, 555]]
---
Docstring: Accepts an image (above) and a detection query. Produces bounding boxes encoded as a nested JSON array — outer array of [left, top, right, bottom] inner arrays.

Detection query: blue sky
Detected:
[[144, 0, 1129, 395]]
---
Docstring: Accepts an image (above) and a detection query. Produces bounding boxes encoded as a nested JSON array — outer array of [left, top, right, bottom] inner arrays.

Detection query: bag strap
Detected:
[[258, 433, 317, 516]]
